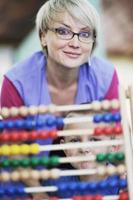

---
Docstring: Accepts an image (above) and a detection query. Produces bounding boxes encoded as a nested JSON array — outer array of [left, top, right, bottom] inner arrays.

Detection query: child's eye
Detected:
[[70, 138, 80, 143], [90, 137, 101, 141]]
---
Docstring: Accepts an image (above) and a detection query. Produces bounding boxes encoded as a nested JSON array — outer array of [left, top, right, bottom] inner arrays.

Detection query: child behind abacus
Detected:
[[42, 111, 124, 198]]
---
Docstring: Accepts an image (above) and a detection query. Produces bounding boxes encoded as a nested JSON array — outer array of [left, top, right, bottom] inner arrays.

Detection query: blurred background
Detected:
[[0, 0, 133, 89]]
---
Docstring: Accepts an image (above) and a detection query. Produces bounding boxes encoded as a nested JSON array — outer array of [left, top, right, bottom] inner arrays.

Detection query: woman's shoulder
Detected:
[[6, 51, 46, 79]]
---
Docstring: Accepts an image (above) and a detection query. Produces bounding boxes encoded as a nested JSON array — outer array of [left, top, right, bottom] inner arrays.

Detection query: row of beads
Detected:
[[72, 192, 128, 200], [0, 124, 122, 143], [0, 116, 64, 131], [93, 112, 121, 123], [0, 178, 127, 196], [0, 152, 125, 169], [0, 113, 121, 132], [0, 130, 57, 142], [0, 156, 59, 168], [0, 99, 120, 118], [0, 144, 39, 156], [0, 165, 126, 182]]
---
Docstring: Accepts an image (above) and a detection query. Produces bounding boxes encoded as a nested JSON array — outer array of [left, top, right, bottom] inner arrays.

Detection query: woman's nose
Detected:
[[68, 35, 80, 48]]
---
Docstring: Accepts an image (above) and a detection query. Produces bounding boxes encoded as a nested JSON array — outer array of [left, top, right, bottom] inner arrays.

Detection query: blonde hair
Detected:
[[36, 0, 100, 53]]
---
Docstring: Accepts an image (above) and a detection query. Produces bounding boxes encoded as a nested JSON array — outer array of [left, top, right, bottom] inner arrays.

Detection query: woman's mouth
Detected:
[[64, 51, 81, 58]]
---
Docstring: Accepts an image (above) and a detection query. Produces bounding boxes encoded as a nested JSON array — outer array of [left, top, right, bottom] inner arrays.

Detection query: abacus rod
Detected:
[[60, 155, 95, 163], [64, 116, 93, 124], [119, 85, 133, 200], [58, 129, 93, 137], [39, 139, 124, 152]]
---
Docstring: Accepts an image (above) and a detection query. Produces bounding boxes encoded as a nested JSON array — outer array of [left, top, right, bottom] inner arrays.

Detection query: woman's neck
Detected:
[[46, 60, 79, 89]]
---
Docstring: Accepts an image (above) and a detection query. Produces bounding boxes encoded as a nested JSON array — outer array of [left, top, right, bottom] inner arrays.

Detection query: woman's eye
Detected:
[[56, 28, 70, 35], [80, 32, 91, 38]]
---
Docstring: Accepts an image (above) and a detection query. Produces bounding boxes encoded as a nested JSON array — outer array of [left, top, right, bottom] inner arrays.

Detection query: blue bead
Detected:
[[0, 121, 4, 131], [3, 121, 14, 129], [103, 113, 113, 122], [79, 182, 87, 192], [93, 114, 103, 123], [46, 116, 56, 127], [15, 185, 25, 196], [108, 179, 118, 188], [88, 182, 98, 191], [119, 179, 127, 189], [0, 187, 4, 197], [24, 119, 36, 129], [14, 120, 25, 129], [58, 183, 67, 192], [68, 182, 77, 191], [112, 113, 121, 122], [56, 117, 64, 129], [98, 180, 108, 190], [5, 186, 15, 196]]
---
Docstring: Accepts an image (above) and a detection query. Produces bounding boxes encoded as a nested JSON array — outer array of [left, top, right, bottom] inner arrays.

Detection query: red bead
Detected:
[[30, 131, 38, 140], [73, 196, 82, 200], [83, 196, 93, 200], [119, 192, 129, 200], [49, 197, 59, 200], [113, 124, 122, 135], [20, 131, 29, 141], [39, 130, 49, 139], [0, 133, 10, 142], [94, 127, 103, 135], [104, 127, 113, 135], [94, 195, 103, 200], [10, 132, 19, 142], [49, 130, 58, 139]]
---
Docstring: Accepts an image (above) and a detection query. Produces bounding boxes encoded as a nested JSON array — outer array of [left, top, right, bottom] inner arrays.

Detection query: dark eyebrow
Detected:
[[59, 23, 90, 31]]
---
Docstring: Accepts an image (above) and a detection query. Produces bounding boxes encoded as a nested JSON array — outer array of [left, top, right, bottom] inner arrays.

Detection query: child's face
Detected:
[[61, 122, 109, 169]]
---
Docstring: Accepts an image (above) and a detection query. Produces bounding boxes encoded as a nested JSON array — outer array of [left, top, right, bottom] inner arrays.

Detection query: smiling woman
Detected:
[[0, 0, 119, 198]]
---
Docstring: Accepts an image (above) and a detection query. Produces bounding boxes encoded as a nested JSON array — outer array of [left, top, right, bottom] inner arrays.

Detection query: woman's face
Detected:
[[61, 122, 109, 170], [41, 11, 94, 69]]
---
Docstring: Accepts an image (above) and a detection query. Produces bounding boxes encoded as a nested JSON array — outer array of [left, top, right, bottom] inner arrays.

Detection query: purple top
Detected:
[[4, 51, 118, 107]]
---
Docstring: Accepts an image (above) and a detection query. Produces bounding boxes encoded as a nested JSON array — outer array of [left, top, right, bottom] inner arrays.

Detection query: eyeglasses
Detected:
[[47, 27, 95, 43]]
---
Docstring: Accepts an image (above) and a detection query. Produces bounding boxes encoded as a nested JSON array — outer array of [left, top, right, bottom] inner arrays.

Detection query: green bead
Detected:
[[2, 160, 10, 168], [40, 157, 49, 166], [30, 157, 40, 167], [96, 153, 106, 162], [115, 152, 125, 161], [21, 158, 30, 167], [11, 159, 20, 167], [50, 156, 59, 166], [107, 153, 115, 162]]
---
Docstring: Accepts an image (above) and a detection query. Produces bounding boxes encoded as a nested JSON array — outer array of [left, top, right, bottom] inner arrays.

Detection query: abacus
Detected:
[[0, 86, 133, 200]]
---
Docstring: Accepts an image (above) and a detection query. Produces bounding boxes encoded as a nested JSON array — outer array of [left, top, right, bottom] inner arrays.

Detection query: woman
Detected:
[[0, 1, 119, 198], [1, 0, 118, 111]]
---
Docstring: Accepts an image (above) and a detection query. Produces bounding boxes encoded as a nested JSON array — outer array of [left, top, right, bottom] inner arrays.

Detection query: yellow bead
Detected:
[[40, 169, 50, 180], [10, 171, 20, 181], [1, 107, 10, 118], [30, 143, 39, 154], [101, 100, 111, 110], [19, 106, 28, 117], [30, 170, 40, 180], [107, 165, 117, 175], [10, 145, 20, 155], [91, 101, 102, 111], [1, 145, 10, 156], [1, 171, 10, 182], [10, 107, 19, 117], [28, 106, 38, 116], [50, 169, 60, 179], [20, 144, 30, 155], [20, 170, 30, 180]]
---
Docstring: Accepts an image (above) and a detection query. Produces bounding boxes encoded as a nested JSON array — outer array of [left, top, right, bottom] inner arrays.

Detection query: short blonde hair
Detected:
[[36, 0, 100, 52]]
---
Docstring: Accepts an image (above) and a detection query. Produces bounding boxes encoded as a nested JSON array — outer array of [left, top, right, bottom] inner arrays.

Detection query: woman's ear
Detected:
[[40, 32, 47, 47]]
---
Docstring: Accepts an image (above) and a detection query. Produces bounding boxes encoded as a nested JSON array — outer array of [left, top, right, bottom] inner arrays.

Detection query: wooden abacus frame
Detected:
[[0, 85, 133, 199]]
